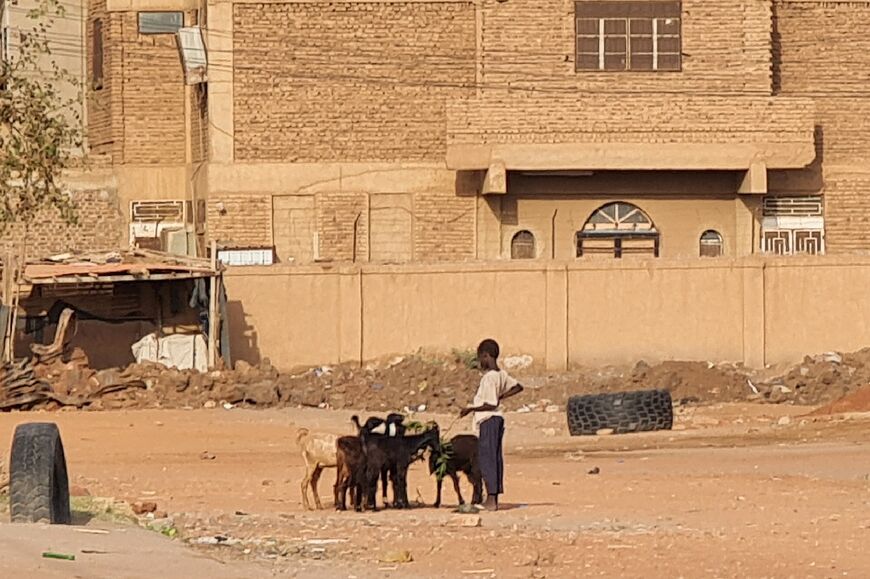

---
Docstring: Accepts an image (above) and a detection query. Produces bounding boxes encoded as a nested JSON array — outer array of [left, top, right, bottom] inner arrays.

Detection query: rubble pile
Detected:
[[2, 347, 870, 413]]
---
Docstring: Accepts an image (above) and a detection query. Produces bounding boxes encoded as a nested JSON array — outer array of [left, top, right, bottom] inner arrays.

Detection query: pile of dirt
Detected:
[[750, 349, 870, 406], [8, 346, 870, 413], [808, 385, 870, 416]]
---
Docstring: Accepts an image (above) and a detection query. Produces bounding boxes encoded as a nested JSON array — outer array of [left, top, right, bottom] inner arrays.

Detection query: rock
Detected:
[[235, 360, 253, 374], [132, 501, 157, 515], [379, 550, 413, 564], [800, 366, 810, 377], [595, 428, 615, 436], [516, 405, 532, 413], [200, 451, 216, 460], [452, 515, 482, 527], [777, 416, 792, 426], [387, 356, 405, 369], [822, 352, 843, 365], [587, 467, 600, 475], [94, 368, 123, 388], [542, 428, 557, 437], [545, 405, 559, 413], [203, 400, 217, 409], [774, 384, 792, 394], [153, 510, 168, 519], [244, 381, 279, 405], [417, 404, 427, 412]]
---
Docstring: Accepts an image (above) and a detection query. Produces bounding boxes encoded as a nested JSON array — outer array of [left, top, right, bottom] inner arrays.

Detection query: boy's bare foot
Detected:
[[482, 495, 498, 511]]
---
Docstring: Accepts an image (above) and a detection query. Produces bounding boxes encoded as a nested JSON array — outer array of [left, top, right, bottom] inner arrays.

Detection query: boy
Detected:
[[459, 338, 524, 511]]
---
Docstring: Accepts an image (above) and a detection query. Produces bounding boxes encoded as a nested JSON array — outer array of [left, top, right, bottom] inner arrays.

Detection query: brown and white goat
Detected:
[[296, 427, 338, 510]]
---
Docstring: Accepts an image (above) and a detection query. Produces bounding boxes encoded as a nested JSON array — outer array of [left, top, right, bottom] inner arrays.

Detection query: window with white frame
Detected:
[[761, 195, 825, 255], [575, 1, 681, 72]]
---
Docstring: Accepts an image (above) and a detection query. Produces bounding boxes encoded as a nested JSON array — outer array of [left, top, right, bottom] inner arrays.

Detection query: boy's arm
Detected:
[[459, 402, 497, 417], [499, 384, 524, 401]]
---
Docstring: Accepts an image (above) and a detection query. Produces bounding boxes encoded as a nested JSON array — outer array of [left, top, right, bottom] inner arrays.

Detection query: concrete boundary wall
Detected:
[[224, 257, 870, 371]]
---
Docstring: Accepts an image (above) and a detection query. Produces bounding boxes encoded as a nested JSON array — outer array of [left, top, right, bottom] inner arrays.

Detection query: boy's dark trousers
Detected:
[[479, 416, 505, 496]]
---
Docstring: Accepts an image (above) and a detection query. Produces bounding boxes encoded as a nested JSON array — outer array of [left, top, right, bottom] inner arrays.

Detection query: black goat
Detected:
[[334, 435, 365, 512], [359, 425, 441, 511], [351, 413, 406, 503], [428, 434, 483, 508]]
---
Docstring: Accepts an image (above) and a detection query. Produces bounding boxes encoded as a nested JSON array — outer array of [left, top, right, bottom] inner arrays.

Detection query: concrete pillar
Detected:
[[206, 0, 234, 165], [742, 262, 766, 368], [338, 267, 363, 365], [544, 266, 568, 371]]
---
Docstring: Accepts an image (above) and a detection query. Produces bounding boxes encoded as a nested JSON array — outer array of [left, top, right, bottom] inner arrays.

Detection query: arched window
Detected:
[[699, 230, 723, 257], [511, 230, 536, 259], [576, 202, 659, 258]]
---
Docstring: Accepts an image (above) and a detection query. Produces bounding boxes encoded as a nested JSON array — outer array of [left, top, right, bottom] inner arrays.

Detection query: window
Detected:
[[576, 1, 681, 72], [576, 202, 659, 258], [699, 230, 723, 257], [511, 230, 536, 259], [92, 19, 103, 90], [138, 12, 183, 35], [760, 195, 825, 255]]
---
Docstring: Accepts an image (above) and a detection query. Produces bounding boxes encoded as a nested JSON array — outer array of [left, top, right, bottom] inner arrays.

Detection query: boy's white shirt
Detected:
[[471, 369, 518, 435]]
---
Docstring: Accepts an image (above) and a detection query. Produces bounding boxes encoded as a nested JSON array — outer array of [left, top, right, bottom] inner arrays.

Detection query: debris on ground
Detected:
[[5, 346, 870, 414]]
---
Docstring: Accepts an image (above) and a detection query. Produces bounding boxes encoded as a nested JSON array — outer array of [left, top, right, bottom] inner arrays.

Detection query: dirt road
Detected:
[[1, 405, 869, 578]]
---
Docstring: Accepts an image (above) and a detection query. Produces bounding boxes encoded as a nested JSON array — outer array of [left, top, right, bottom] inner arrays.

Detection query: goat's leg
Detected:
[[300, 462, 312, 511], [381, 467, 395, 506], [395, 463, 410, 509], [451, 473, 465, 506], [434, 476, 443, 508], [310, 465, 324, 510]]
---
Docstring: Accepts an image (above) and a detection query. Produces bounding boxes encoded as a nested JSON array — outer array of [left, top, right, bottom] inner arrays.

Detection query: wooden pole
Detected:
[[207, 240, 218, 369], [1, 248, 12, 363]]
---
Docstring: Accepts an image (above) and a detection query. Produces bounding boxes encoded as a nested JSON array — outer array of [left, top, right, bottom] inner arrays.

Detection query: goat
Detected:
[[351, 413, 406, 504], [334, 435, 365, 511], [359, 424, 441, 511], [428, 434, 483, 508], [296, 427, 338, 510]]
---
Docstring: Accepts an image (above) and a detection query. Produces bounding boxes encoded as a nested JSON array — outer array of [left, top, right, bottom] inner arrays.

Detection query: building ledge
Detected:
[[447, 95, 816, 171]]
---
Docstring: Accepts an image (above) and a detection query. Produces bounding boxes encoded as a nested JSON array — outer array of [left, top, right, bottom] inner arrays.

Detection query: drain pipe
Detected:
[[551, 209, 558, 259]]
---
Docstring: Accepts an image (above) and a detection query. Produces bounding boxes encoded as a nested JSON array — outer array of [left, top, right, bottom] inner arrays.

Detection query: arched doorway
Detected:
[[576, 202, 659, 258]]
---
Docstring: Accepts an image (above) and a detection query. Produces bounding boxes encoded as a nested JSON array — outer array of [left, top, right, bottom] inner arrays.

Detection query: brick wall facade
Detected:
[[448, 95, 814, 146], [773, 0, 870, 253], [232, 2, 476, 162], [207, 194, 273, 249], [480, 0, 773, 95], [5, 190, 123, 256], [86, 5, 190, 165]]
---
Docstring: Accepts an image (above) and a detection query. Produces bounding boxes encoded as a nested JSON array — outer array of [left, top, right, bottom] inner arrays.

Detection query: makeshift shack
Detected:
[[1, 249, 229, 372]]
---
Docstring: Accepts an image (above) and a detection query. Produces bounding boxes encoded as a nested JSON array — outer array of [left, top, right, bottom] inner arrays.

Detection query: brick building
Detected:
[[80, 0, 870, 262]]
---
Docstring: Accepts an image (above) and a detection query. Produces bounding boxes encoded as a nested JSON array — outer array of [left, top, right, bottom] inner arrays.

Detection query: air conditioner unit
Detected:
[[161, 228, 196, 257]]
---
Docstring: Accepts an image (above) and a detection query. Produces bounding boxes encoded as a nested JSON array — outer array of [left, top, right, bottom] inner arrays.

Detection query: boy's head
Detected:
[[477, 339, 500, 370]]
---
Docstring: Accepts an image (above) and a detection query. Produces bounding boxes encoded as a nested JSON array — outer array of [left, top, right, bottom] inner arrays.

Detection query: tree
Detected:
[[0, 0, 84, 245]]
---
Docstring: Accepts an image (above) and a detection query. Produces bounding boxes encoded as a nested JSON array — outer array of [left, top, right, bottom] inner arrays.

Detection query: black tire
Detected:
[[9, 422, 71, 524], [567, 389, 673, 436]]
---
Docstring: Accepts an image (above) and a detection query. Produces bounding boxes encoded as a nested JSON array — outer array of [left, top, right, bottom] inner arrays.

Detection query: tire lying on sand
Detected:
[[566, 389, 673, 436], [9, 422, 71, 524]]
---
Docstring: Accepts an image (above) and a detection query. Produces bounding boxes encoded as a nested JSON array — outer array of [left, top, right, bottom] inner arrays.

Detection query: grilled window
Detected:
[[699, 230, 723, 257], [577, 202, 659, 258], [511, 230, 536, 259], [576, 1, 681, 72]]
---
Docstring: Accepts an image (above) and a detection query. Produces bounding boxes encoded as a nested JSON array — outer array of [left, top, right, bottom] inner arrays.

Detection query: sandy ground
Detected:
[[0, 405, 869, 578]]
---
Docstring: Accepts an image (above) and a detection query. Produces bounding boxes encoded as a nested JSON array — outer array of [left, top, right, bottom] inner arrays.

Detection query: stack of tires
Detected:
[[566, 389, 673, 436]]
